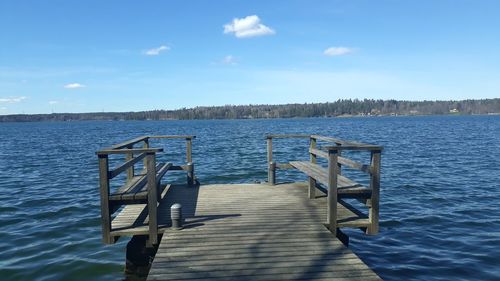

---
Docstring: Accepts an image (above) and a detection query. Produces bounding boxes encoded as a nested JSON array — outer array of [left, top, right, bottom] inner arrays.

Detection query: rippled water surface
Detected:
[[0, 116, 499, 281]]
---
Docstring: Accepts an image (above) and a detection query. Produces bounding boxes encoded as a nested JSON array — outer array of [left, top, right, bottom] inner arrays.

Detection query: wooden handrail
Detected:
[[108, 152, 147, 179], [338, 156, 372, 174], [96, 148, 163, 155], [111, 136, 149, 150], [110, 135, 195, 150], [322, 145, 383, 151], [311, 135, 383, 150], [266, 134, 310, 139], [310, 135, 344, 144], [309, 148, 373, 174], [97, 135, 197, 245], [149, 135, 196, 140], [309, 147, 328, 159]]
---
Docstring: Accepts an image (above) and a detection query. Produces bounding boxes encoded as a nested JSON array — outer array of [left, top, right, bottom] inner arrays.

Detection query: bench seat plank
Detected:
[[109, 163, 172, 203], [290, 161, 371, 195]]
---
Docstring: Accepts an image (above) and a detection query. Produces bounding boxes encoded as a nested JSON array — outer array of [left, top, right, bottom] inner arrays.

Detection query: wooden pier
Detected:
[[97, 135, 383, 280]]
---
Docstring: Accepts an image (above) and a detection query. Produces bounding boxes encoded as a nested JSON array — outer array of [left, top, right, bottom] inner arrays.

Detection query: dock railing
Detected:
[[266, 134, 382, 235], [96, 135, 195, 244]]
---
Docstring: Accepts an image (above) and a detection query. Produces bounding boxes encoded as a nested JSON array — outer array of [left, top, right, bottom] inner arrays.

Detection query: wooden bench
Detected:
[[266, 134, 382, 236], [289, 161, 371, 196], [109, 163, 172, 204], [97, 135, 196, 245]]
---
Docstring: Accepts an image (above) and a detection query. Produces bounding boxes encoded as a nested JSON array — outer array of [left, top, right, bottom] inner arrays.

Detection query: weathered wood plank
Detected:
[[327, 150, 339, 235], [322, 144, 383, 151], [186, 137, 193, 163], [367, 150, 381, 235], [148, 135, 196, 139], [309, 147, 328, 159], [96, 147, 163, 155], [311, 135, 382, 151], [143, 182, 380, 281], [309, 137, 317, 199], [275, 163, 293, 169], [98, 155, 112, 244], [146, 153, 158, 245], [109, 163, 171, 202], [338, 156, 372, 174], [111, 182, 370, 237], [266, 134, 311, 139], [290, 161, 371, 195], [109, 152, 146, 179], [110, 135, 149, 150]]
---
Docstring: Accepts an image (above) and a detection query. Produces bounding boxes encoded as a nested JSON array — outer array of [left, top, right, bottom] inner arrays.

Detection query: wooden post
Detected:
[[187, 162, 194, 186], [267, 137, 275, 185], [143, 138, 149, 172], [367, 150, 381, 235], [327, 149, 339, 236], [146, 152, 158, 245], [308, 137, 317, 199], [126, 146, 134, 182], [186, 137, 192, 163], [98, 154, 113, 244], [186, 138, 194, 186], [336, 142, 342, 176]]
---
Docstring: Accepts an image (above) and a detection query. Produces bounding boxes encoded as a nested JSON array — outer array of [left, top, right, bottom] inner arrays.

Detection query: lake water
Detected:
[[0, 115, 499, 281]]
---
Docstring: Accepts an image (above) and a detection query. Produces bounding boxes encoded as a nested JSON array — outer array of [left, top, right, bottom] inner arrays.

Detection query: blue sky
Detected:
[[0, 0, 499, 114]]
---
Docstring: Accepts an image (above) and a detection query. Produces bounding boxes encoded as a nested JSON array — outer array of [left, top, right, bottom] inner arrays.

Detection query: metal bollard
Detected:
[[268, 161, 276, 185], [170, 203, 182, 229]]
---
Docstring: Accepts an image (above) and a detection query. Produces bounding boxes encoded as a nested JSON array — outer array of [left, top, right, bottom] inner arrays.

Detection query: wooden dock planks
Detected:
[[142, 183, 380, 281]]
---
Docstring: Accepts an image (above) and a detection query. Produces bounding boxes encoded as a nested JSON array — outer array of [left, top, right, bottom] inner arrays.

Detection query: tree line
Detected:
[[1, 98, 499, 122]]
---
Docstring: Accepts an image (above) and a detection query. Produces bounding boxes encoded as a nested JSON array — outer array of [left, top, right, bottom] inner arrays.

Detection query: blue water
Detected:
[[0, 115, 499, 281]]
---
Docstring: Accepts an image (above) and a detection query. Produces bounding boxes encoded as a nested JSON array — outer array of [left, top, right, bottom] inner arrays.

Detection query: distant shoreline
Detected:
[[1, 98, 499, 122]]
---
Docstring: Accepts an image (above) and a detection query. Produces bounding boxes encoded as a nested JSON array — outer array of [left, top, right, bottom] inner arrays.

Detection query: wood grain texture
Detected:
[[289, 161, 372, 195], [140, 183, 379, 281]]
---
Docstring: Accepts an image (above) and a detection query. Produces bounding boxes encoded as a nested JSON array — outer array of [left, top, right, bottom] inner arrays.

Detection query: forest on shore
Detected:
[[1, 98, 499, 122]]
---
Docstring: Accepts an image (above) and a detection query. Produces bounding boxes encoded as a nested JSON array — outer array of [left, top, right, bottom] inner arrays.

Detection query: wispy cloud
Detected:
[[222, 55, 237, 65], [144, 45, 170, 56], [224, 15, 275, 38], [324, 47, 355, 56], [64, 83, 85, 89], [0, 96, 27, 103]]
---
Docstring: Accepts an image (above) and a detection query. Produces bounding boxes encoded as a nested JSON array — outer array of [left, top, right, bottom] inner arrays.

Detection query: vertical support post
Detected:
[[367, 150, 381, 235], [98, 154, 113, 244], [327, 149, 339, 236], [146, 152, 158, 245], [126, 146, 134, 182], [143, 138, 149, 173], [308, 137, 317, 199], [336, 142, 342, 176], [186, 137, 192, 163], [267, 137, 275, 185], [186, 137, 194, 186], [187, 162, 194, 186]]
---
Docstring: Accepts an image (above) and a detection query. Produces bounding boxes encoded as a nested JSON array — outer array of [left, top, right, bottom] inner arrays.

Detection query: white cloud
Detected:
[[144, 45, 170, 56], [0, 96, 27, 103], [64, 83, 85, 89], [222, 55, 237, 65], [48, 101, 59, 105], [224, 15, 275, 38], [324, 47, 355, 56]]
